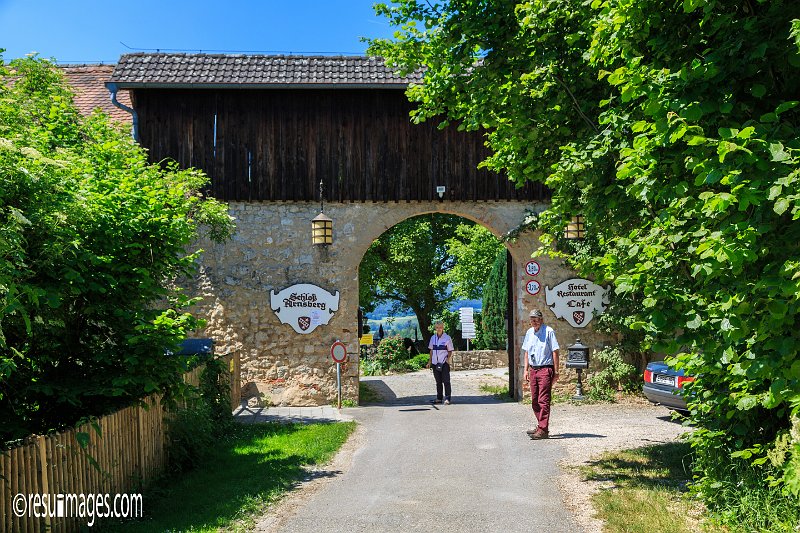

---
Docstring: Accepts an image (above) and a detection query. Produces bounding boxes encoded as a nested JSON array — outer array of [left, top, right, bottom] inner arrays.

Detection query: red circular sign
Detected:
[[525, 260, 541, 276], [331, 341, 347, 363], [525, 280, 541, 295]]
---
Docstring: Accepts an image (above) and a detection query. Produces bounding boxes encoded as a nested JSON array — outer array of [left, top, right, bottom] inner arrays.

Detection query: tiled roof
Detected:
[[108, 53, 422, 88], [60, 65, 132, 123]]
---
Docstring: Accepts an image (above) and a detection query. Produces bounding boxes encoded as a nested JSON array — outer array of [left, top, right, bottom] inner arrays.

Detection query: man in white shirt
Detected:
[[522, 309, 560, 439], [427, 321, 454, 404]]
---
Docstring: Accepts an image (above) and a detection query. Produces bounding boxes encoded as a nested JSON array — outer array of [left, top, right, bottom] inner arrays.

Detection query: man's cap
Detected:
[[529, 309, 543, 318]]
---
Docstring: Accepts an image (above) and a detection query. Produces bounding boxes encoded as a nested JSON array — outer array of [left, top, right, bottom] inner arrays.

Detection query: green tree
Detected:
[[360, 214, 460, 338], [370, 0, 800, 520], [0, 56, 233, 441], [360, 214, 505, 338], [480, 250, 507, 350], [438, 223, 505, 300]]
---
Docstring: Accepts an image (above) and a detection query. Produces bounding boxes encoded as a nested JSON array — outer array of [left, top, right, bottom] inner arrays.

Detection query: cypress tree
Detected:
[[480, 250, 507, 349]]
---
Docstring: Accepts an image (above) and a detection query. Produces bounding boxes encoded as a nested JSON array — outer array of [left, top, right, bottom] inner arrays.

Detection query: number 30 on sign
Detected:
[[526, 280, 541, 295]]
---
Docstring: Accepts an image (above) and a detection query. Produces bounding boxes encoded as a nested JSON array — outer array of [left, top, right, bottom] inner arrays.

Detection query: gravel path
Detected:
[[254, 368, 689, 533]]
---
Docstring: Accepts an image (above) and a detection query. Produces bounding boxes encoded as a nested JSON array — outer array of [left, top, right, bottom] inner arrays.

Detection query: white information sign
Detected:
[[459, 307, 476, 340], [270, 283, 340, 334], [544, 278, 610, 328]]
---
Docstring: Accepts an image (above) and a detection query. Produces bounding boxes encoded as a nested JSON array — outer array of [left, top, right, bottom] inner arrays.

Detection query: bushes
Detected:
[[165, 358, 233, 474], [586, 347, 639, 402], [360, 335, 428, 375], [0, 56, 233, 442]]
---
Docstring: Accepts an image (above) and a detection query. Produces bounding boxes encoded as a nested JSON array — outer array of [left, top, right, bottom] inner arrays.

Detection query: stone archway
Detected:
[[191, 200, 609, 406]]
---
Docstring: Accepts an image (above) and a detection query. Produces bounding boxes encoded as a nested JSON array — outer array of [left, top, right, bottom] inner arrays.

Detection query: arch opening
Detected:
[[354, 211, 516, 405]]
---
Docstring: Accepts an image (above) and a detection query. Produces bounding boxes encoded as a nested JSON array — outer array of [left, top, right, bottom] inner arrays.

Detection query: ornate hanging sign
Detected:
[[270, 283, 340, 334], [544, 278, 610, 328]]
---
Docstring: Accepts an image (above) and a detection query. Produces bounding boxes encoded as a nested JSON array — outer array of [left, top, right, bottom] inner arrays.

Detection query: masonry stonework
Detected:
[[188, 201, 610, 406], [450, 350, 508, 371]]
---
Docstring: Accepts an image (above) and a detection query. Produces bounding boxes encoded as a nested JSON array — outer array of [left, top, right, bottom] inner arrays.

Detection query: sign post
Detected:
[[331, 341, 347, 409]]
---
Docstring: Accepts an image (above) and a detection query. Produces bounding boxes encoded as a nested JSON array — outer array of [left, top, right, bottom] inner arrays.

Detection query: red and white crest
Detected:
[[298, 316, 311, 331], [573, 311, 585, 325]]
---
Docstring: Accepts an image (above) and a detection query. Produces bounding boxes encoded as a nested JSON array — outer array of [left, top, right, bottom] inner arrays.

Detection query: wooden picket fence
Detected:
[[0, 352, 241, 532]]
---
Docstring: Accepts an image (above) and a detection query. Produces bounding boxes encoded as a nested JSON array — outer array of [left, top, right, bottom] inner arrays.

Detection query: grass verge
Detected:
[[105, 421, 356, 532], [579, 441, 721, 533], [478, 383, 515, 401], [359, 380, 382, 404]]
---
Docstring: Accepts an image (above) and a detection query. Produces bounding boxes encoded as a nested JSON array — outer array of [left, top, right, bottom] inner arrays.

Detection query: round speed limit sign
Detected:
[[525, 260, 540, 276], [525, 280, 541, 295], [330, 341, 347, 363]]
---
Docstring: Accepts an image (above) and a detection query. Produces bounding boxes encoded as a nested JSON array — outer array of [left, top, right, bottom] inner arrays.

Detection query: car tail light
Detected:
[[677, 375, 695, 388], [644, 369, 653, 383]]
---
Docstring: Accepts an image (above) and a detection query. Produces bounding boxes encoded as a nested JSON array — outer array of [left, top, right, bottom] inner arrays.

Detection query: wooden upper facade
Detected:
[[109, 54, 549, 203]]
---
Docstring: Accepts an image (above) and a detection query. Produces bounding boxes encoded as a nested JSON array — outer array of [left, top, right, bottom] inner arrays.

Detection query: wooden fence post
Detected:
[[38, 436, 51, 532], [136, 404, 145, 485]]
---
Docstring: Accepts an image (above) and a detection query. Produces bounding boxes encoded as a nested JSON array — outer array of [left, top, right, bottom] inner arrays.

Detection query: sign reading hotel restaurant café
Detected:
[[270, 283, 340, 334], [544, 278, 610, 328]]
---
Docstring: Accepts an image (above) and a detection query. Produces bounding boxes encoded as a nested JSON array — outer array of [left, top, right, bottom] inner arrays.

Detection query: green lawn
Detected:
[[106, 421, 356, 532], [578, 442, 722, 533]]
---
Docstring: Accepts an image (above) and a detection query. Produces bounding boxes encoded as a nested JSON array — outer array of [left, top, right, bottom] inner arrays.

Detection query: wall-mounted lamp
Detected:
[[564, 214, 586, 240], [436, 185, 446, 200], [311, 180, 333, 245]]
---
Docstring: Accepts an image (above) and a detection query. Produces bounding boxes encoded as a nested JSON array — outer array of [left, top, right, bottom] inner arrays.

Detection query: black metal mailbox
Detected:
[[565, 339, 590, 369]]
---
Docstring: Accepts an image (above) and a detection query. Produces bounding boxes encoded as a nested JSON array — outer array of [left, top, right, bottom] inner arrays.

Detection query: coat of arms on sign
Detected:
[[544, 278, 609, 328], [269, 284, 340, 334]]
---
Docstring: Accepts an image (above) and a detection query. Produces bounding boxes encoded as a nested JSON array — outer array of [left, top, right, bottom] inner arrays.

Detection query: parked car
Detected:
[[643, 361, 695, 412]]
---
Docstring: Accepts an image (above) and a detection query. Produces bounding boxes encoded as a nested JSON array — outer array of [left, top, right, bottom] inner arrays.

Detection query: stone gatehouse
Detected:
[[107, 53, 610, 405]]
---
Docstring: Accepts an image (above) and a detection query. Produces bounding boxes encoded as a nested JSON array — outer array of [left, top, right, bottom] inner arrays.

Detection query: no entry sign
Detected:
[[331, 341, 347, 363]]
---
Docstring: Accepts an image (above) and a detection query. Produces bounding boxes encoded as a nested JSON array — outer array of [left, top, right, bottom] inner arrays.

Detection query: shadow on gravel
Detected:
[[548, 432, 606, 440], [656, 413, 691, 425], [362, 379, 515, 407]]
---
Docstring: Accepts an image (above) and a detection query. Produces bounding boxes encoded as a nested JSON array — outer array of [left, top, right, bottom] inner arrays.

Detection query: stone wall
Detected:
[[188, 200, 612, 406], [450, 350, 508, 371]]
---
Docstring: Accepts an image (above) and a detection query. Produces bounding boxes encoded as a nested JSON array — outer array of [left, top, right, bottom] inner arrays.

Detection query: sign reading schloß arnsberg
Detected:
[[544, 278, 610, 328], [270, 283, 340, 334]]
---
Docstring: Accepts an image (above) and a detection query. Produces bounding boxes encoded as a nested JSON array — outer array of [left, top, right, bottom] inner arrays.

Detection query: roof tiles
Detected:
[[60, 64, 132, 123], [108, 53, 422, 88]]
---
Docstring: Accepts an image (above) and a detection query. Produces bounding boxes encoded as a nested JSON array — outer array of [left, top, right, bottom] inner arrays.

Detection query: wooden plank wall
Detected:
[[0, 358, 241, 532], [135, 88, 550, 203]]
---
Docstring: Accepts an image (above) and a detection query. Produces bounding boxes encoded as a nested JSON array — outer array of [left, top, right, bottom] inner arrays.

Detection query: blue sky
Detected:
[[0, 1, 395, 64]]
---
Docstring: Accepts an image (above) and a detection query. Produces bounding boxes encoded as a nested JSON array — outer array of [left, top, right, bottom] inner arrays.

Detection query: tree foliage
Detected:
[[0, 56, 233, 442], [438, 223, 505, 300], [480, 249, 507, 350], [360, 214, 503, 337], [370, 0, 800, 517]]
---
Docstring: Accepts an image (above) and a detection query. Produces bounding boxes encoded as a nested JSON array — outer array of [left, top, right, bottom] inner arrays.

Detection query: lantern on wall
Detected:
[[564, 214, 586, 240], [311, 179, 333, 245], [312, 212, 333, 245]]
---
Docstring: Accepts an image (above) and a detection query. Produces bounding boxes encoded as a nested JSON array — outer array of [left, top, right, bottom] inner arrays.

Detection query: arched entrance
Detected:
[[190, 199, 609, 406]]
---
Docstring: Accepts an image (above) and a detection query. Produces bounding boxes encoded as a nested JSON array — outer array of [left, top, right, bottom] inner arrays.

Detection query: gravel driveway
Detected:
[[255, 368, 689, 533]]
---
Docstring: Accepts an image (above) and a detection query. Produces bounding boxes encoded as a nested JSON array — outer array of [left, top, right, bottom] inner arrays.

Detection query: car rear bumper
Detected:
[[643, 383, 688, 410]]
